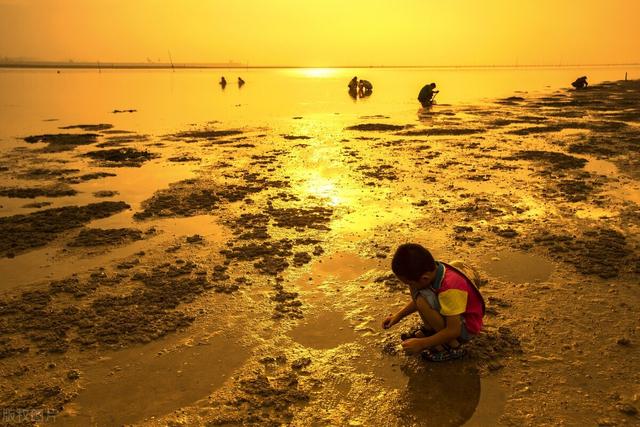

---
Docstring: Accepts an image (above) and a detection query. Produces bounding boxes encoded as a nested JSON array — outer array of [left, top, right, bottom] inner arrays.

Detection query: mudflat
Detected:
[[0, 81, 639, 426]]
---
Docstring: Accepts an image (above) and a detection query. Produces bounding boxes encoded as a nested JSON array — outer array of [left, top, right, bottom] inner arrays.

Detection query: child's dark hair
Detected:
[[391, 243, 436, 281]]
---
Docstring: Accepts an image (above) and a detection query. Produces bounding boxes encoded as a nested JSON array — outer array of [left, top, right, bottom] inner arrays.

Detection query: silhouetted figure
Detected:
[[418, 83, 439, 107], [238, 77, 245, 87], [219, 76, 227, 88], [571, 76, 588, 90], [348, 86, 358, 99], [348, 76, 358, 91], [358, 79, 373, 97]]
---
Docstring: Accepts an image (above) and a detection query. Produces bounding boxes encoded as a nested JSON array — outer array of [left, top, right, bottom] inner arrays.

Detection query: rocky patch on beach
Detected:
[[2, 385, 73, 423], [282, 134, 312, 140], [92, 190, 119, 198], [501, 150, 606, 202], [23, 133, 100, 152], [0, 248, 262, 424], [59, 123, 114, 132], [220, 240, 294, 276], [83, 147, 159, 167], [169, 128, 243, 143], [399, 126, 486, 136], [0, 259, 214, 354], [356, 163, 399, 182], [61, 171, 117, 184], [134, 179, 259, 219], [21, 201, 52, 209], [271, 280, 304, 319], [0, 184, 77, 198], [345, 123, 407, 131], [526, 227, 640, 278], [201, 359, 310, 425], [449, 196, 511, 221], [167, 154, 200, 162], [505, 150, 587, 170], [466, 326, 522, 370], [267, 205, 333, 230], [0, 201, 130, 258], [552, 175, 604, 202], [67, 227, 144, 247], [96, 133, 150, 148], [505, 122, 588, 135], [17, 167, 80, 180]]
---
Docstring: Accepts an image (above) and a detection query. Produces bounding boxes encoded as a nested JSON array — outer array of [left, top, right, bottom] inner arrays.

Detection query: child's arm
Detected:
[[401, 315, 462, 353], [382, 299, 417, 329]]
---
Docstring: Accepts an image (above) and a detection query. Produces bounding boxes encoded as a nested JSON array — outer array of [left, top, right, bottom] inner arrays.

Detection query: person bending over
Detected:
[[382, 243, 485, 361], [571, 76, 588, 90], [418, 83, 439, 107]]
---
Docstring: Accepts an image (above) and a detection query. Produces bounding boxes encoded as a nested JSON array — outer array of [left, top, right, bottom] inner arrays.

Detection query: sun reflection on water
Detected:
[[298, 68, 338, 78], [302, 173, 343, 206]]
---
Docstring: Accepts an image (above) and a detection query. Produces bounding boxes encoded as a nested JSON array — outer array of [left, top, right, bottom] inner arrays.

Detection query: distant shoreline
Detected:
[[1, 62, 639, 70]]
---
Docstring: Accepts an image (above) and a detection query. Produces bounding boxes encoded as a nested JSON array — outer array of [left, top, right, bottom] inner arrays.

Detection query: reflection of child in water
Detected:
[[382, 243, 485, 361]]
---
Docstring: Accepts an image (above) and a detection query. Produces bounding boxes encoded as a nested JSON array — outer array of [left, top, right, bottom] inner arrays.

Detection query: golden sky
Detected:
[[1, 0, 639, 66]]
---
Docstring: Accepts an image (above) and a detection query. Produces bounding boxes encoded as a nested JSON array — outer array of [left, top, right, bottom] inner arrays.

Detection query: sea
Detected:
[[1, 65, 638, 143]]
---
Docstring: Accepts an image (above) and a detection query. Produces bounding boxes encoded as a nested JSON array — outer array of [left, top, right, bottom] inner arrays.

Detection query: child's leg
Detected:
[[418, 302, 445, 331], [418, 303, 461, 350]]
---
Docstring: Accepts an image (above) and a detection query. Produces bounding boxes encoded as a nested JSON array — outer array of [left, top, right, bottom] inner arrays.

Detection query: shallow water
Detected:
[[1, 66, 638, 140], [0, 215, 228, 291], [483, 250, 554, 284], [52, 333, 249, 426], [289, 310, 360, 349], [584, 158, 619, 177]]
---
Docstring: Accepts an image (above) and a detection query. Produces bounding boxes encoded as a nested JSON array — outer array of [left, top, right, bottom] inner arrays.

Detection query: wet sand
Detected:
[[0, 80, 639, 426]]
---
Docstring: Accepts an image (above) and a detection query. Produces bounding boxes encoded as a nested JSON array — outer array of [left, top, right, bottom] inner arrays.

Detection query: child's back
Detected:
[[436, 264, 484, 334]]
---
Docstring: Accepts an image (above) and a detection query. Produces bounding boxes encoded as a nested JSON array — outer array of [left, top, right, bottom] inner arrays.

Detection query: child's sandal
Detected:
[[400, 326, 436, 341], [421, 346, 466, 362]]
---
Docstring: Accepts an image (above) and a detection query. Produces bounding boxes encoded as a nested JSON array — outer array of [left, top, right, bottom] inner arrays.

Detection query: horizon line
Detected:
[[1, 61, 640, 70]]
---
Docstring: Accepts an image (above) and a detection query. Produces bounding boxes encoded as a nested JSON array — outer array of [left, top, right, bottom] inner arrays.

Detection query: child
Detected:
[[382, 243, 485, 362]]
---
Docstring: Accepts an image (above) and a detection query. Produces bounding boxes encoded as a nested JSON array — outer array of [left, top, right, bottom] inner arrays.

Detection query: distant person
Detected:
[[238, 77, 245, 86], [418, 83, 439, 107], [382, 243, 485, 362], [571, 76, 588, 90], [348, 76, 359, 98], [358, 79, 373, 96], [348, 76, 358, 91], [219, 76, 227, 88]]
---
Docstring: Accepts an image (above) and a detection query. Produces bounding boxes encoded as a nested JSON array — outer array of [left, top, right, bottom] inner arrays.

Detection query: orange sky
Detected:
[[1, 0, 639, 66]]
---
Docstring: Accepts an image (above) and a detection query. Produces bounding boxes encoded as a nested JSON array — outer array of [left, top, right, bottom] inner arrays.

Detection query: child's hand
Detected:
[[382, 314, 396, 329], [401, 338, 425, 354]]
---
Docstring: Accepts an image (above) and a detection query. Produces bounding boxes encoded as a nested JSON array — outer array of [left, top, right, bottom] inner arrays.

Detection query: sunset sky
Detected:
[[1, 0, 639, 66]]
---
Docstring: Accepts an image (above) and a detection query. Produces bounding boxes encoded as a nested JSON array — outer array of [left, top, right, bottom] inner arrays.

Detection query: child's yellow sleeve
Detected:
[[438, 289, 468, 316]]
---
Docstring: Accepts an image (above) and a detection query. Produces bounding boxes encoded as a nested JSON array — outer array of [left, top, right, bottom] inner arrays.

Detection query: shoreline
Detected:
[[1, 63, 639, 71]]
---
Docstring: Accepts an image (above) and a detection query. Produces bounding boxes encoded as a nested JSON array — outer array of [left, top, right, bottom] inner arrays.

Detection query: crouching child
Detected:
[[382, 243, 485, 362]]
